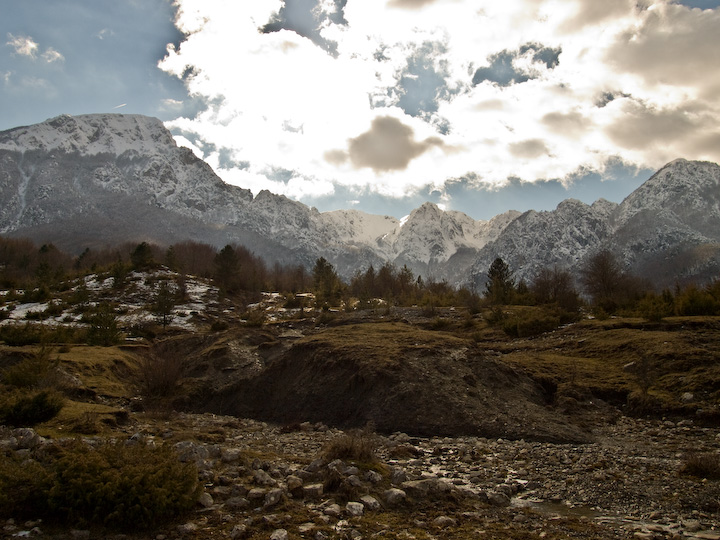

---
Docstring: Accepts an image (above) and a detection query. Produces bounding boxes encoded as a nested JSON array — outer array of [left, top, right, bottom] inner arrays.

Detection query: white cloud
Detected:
[[160, 0, 720, 204], [42, 47, 65, 63], [6, 33, 39, 57]]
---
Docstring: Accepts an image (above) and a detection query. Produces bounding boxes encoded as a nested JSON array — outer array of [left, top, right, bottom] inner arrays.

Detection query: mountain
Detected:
[[1, 114, 719, 288], [0, 114, 511, 280], [470, 159, 720, 288]]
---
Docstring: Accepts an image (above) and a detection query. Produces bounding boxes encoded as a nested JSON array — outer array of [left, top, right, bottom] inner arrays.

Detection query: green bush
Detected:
[[0, 389, 64, 426], [2, 346, 59, 388], [86, 303, 122, 346], [0, 456, 53, 519], [503, 313, 560, 338], [0, 323, 86, 346], [0, 441, 200, 530], [48, 442, 200, 529]]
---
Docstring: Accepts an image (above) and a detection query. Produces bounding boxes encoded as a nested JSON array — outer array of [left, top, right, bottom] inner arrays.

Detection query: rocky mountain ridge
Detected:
[[2, 114, 720, 287]]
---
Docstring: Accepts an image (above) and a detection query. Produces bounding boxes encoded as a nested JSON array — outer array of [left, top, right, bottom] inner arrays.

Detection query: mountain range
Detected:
[[1, 113, 719, 288]]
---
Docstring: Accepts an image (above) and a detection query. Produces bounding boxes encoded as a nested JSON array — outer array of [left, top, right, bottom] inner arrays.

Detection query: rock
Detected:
[[486, 491, 511, 507], [383, 488, 407, 506], [264, 488, 284, 508], [402, 478, 453, 499], [360, 495, 381, 511], [198, 492, 214, 508], [303, 483, 324, 500], [286, 474, 303, 492], [270, 529, 288, 540], [70, 530, 90, 539], [364, 470, 383, 483], [248, 488, 267, 500], [221, 447, 244, 462], [390, 466, 407, 485], [324, 503, 343, 517], [13, 429, 45, 450], [433, 516, 458, 528], [225, 497, 250, 510], [695, 532, 720, 540], [230, 524, 247, 539], [173, 441, 209, 463], [177, 522, 198, 535], [683, 520, 703, 532], [254, 469, 277, 486], [346, 502, 364, 516]]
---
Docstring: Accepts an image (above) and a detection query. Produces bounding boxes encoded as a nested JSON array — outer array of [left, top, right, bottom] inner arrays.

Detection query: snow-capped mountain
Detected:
[[0, 114, 505, 279], [470, 159, 720, 288], [1, 114, 719, 288]]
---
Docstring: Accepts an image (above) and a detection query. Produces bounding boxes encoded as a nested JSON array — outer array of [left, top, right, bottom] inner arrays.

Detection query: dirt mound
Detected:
[[205, 322, 590, 443]]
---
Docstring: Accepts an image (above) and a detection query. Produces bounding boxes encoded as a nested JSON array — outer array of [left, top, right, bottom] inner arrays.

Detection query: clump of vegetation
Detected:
[[2, 346, 59, 389], [0, 441, 200, 530], [322, 427, 379, 464], [0, 389, 65, 427], [680, 452, 720, 480], [137, 351, 184, 406], [86, 303, 122, 346]]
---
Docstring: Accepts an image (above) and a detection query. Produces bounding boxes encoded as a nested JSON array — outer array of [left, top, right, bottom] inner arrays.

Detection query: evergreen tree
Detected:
[[151, 281, 176, 329], [484, 257, 515, 304]]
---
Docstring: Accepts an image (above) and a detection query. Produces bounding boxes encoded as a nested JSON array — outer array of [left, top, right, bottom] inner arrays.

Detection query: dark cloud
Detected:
[[396, 41, 451, 117], [327, 116, 445, 172], [595, 91, 631, 108], [261, 0, 347, 56], [541, 111, 590, 136], [472, 43, 561, 87], [508, 139, 549, 159], [387, 0, 440, 9], [605, 100, 697, 150], [559, 0, 634, 30], [605, 5, 720, 98]]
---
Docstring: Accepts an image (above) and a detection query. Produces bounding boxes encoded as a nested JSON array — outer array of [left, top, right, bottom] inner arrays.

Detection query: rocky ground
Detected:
[[2, 410, 719, 540]]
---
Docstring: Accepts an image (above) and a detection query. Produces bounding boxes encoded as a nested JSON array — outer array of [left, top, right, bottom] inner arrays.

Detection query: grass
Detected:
[[297, 321, 469, 367]]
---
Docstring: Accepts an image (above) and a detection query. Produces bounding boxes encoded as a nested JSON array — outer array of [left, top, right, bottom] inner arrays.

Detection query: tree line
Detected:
[[3, 235, 720, 320]]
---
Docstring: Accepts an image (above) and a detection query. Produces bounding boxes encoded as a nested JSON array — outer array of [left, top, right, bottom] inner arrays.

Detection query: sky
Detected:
[[1, 0, 719, 221]]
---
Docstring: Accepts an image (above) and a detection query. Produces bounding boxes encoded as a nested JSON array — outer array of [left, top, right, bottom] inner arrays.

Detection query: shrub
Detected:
[[137, 352, 184, 404], [0, 441, 200, 530], [3, 346, 59, 388], [244, 310, 266, 327], [86, 303, 122, 346], [0, 455, 53, 520], [47, 442, 200, 529], [680, 453, 720, 480], [210, 320, 229, 332], [0, 389, 64, 427], [322, 428, 378, 463], [503, 313, 560, 338]]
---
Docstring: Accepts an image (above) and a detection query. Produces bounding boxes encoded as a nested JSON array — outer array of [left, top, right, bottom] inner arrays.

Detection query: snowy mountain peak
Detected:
[[0, 113, 175, 156]]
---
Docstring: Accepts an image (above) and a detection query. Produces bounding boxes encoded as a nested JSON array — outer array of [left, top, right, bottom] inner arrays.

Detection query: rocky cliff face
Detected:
[[1, 114, 719, 287]]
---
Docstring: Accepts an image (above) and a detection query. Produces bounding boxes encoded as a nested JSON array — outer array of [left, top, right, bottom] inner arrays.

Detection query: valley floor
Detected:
[[2, 409, 719, 540]]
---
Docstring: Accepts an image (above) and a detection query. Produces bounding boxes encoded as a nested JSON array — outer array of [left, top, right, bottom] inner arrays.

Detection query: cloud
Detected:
[[6, 34, 39, 57], [541, 111, 591, 137], [330, 115, 445, 172], [159, 0, 720, 214], [605, 3, 720, 99], [42, 48, 64, 63], [387, 0, 440, 8], [509, 139, 550, 159]]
